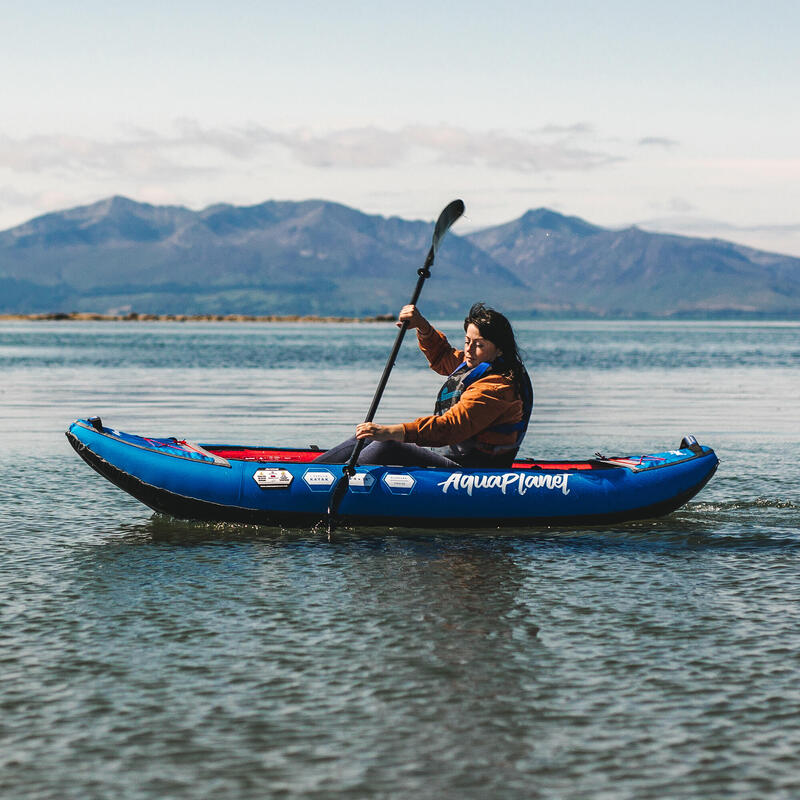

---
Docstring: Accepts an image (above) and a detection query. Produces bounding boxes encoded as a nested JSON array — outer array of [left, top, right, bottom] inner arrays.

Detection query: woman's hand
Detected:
[[397, 304, 432, 334], [355, 422, 405, 442]]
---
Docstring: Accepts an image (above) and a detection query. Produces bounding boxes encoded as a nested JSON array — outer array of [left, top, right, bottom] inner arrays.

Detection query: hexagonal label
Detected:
[[348, 472, 376, 493], [253, 468, 293, 489], [382, 472, 416, 495], [302, 468, 336, 491]]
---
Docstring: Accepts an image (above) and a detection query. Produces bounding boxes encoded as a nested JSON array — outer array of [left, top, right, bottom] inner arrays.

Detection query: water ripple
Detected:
[[2, 320, 800, 799]]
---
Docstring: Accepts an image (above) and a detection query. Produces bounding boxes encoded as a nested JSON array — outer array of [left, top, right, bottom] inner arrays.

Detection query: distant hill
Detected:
[[466, 209, 800, 317], [1, 196, 798, 317], [0, 197, 521, 317]]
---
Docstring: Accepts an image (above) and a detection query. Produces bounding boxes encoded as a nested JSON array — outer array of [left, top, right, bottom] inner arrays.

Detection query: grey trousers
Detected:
[[312, 437, 460, 468]]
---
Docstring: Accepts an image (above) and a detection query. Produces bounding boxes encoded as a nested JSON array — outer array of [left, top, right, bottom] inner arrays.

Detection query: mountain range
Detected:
[[1, 196, 798, 318]]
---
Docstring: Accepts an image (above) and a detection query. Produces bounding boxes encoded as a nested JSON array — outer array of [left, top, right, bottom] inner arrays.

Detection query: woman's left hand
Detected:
[[355, 422, 405, 442]]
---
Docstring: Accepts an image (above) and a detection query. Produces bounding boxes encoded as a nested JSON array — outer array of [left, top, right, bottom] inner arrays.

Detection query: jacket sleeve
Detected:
[[402, 375, 521, 447], [416, 326, 464, 376]]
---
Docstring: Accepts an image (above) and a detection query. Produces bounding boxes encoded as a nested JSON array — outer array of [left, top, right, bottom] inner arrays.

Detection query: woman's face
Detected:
[[464, 323, 501, 368]]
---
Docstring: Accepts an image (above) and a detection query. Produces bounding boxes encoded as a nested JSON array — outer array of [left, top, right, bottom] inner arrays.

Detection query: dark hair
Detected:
[[463, 302, 526, 396]]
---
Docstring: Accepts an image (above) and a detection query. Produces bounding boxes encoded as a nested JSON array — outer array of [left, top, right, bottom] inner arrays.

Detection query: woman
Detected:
[[314, 302, 533, 469]]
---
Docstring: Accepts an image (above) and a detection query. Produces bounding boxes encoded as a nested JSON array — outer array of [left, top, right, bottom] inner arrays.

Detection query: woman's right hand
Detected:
[[398, 304, 432, 334]]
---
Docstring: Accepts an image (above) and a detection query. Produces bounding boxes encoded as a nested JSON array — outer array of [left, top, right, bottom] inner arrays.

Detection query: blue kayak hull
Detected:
[[66, 419, 718, 529]]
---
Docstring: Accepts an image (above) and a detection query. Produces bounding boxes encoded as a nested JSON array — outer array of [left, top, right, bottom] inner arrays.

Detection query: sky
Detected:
[[2, 0, 799, 254]]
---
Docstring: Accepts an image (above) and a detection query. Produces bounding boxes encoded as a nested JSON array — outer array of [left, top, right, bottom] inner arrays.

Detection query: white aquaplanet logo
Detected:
[[438, 472, 571, 497]]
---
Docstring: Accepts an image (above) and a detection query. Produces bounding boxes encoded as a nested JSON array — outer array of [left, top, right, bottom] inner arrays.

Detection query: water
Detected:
[[1, 319, 799, 799]]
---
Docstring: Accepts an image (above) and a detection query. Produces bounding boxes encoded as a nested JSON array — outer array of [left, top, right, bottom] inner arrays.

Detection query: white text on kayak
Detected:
[[438, 472, 571, 496]]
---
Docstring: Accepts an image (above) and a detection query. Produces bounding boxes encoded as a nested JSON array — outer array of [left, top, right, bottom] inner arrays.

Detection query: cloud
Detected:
[[0, 184, 37, 209], [648, 196, 697, 213], [404, 126, 621, 172], [265, 126, 409, 169], [266, 124, 621, 172], [638, 136, 680, 148], [638, 214, 800, 238], [0, 131, 219, 180], [706, 220, 800, 235], [0, 122, 624, 180], [533, 122, 595, 136]]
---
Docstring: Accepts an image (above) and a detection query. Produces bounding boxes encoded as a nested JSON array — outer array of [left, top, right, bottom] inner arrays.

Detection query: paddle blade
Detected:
[[431, 199, 465, 257]]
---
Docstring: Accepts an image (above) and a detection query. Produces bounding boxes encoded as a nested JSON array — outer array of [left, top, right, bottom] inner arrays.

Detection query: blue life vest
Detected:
[[433, 360, 533, 457]]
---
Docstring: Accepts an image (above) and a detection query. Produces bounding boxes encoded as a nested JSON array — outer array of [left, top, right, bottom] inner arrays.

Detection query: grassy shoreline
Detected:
[[0, 312, 397, 323]]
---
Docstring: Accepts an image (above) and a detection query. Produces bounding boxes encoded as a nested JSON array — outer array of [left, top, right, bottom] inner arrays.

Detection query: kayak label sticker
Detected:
[[348, 472, 376, 493], [382, 473, 416, 495], [253, 468, 293, 489], [302, 468, 336, 491], [438, 472, 571, 497]]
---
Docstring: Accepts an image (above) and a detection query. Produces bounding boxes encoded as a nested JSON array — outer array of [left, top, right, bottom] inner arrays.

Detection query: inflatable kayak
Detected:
[[66, 417, 718, 529]]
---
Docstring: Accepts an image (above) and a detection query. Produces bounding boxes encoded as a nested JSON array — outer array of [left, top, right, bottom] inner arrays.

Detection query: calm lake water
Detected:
[[1, 319, 799, 799]]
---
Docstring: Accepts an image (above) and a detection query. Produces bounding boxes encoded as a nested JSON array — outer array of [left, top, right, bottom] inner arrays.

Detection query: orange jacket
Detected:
[[401, 326, 526, 452]]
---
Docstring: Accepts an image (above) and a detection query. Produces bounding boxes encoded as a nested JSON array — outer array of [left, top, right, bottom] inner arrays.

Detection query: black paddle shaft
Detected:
[[344, 267, 428, 469], [327, 200, 464, 523], [343, 199, 464, 475]]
